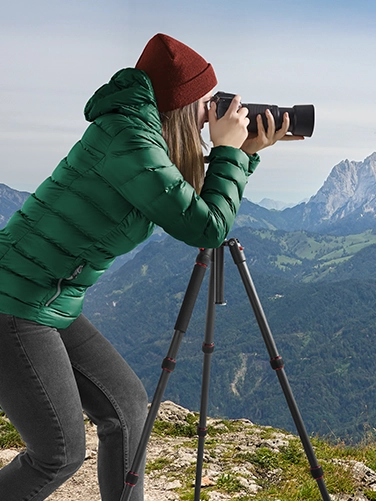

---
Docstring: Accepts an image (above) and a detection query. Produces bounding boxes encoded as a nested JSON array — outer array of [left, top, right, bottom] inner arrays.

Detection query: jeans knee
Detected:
[[97, 387, 148, 443], [25, 437, 86, 482], [60, 445, 86, 477], [127, 383, 148, 434]]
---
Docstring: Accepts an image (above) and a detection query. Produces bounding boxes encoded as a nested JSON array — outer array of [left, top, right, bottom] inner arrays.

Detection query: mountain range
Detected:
[[2, 152, 376, 443], [233, 152, 376, 235], [2, 152, 376, 235]]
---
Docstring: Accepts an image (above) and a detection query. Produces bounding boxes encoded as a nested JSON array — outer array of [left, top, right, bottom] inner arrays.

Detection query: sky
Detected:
[[1, 0, 375, 205]]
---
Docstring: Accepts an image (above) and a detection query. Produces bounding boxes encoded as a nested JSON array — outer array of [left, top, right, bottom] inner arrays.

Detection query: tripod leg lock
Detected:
[[162, 357, 176, 372], [125, 471, 139, 487], [310, 465, 324, 480], [270, 356, 284, 371], [202, 342, 215, 354], [197, 426, 208, 438]]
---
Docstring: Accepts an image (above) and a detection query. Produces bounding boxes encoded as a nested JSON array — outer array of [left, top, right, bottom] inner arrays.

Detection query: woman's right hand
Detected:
[[208, 95, 250, 149]]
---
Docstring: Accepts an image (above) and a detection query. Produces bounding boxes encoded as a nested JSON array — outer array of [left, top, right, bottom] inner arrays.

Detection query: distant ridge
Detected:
[[257, 198, 297, 210], [0, 184, 30, 228]]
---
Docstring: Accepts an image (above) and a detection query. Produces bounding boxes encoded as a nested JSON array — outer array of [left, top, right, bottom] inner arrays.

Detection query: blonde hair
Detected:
[[161, 101, 207, 193]]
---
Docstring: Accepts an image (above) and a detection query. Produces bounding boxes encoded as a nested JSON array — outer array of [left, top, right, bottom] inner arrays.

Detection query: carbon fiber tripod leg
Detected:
[[227, 237, 331, 501], [120, 248, 212, 501], [194, 247, 226, 500]]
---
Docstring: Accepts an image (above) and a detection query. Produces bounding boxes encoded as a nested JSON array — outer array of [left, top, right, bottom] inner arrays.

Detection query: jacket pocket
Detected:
[[45, 264, 84, 307]]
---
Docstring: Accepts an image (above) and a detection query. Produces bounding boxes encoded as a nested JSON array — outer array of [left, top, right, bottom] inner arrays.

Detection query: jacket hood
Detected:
[[84, 68, 158, 122]]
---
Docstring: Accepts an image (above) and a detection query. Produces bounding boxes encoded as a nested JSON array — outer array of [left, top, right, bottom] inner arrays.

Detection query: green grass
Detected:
[[152, 412, 199, 438], [145, 457, 173, 474], [0, 412, 24, 449], [216, 473, 243, 493], [152, 414, 247, 439], [149, 416, 376, 500]]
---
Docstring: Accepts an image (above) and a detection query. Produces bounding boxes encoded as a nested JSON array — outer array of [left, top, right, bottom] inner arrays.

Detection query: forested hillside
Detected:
[[83, 233, 376, 443]]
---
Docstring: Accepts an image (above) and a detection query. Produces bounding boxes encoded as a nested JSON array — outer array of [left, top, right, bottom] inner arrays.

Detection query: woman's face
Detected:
[[197, 89, 214, 130]]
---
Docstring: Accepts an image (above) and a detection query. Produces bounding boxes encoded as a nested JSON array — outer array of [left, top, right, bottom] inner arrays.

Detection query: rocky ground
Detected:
[[1, 401, 376, 500]]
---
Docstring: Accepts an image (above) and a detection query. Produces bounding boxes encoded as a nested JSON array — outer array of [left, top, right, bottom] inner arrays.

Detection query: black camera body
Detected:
[[211, 92, 315, 137]]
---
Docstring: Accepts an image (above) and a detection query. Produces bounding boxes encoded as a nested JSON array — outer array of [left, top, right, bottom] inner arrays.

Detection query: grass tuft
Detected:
[[0, 413, 24, 449]]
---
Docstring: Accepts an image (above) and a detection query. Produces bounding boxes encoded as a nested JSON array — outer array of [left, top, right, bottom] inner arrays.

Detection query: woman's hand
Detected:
[[241, 110, 305, 155], [208, 95, 250, 149]]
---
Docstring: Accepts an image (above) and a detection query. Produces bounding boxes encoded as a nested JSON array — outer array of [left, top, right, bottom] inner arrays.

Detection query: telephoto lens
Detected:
[[212, 91, 315, 137]]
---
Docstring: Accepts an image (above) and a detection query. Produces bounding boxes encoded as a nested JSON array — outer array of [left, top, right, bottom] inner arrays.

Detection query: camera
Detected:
[[211, 92, 315, 137]]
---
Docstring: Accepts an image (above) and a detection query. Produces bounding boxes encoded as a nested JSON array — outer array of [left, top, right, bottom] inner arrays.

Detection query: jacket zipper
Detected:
[[45, 265, 84, 307]]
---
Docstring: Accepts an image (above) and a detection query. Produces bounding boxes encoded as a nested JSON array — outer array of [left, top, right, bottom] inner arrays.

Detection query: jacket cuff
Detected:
[[207, 146, 260, 175], [247, 153, 260, 174], [207, 146, 249, 170]]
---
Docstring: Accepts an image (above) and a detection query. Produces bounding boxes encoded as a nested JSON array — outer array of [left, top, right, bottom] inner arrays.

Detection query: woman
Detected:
[[0, 33, 301, 500]]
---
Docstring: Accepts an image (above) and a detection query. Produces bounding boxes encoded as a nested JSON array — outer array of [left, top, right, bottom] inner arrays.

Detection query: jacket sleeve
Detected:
[[101, 129, 260, 249]]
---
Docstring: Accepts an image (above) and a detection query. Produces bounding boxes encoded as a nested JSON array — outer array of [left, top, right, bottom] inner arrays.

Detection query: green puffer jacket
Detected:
[[0, 68, 259, 328]]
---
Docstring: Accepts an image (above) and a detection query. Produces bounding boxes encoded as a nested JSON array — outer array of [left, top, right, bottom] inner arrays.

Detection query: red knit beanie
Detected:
[[135, 33, 217, 112]]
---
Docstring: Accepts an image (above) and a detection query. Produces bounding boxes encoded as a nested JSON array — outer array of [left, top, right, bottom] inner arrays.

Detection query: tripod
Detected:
[[120, 238, 331, 501]]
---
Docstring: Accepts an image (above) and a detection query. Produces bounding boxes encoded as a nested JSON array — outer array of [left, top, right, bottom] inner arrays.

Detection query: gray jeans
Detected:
[[0, 313, 148, 501]]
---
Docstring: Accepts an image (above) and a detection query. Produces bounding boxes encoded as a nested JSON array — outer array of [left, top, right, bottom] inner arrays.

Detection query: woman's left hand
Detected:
[[241, 110, 305, 155]]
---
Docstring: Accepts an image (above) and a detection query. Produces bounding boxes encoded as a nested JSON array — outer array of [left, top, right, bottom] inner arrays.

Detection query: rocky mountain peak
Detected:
[[300, 152, 376, 229]]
